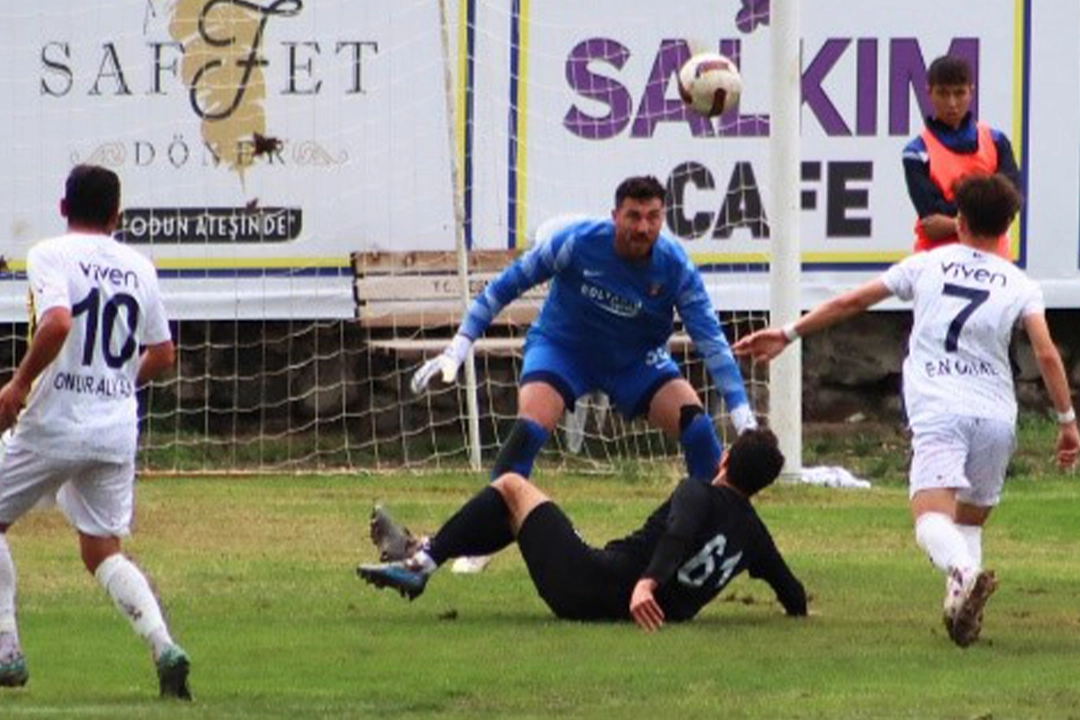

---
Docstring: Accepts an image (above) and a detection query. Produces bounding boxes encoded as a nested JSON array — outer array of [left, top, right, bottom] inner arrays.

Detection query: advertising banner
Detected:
[[0, 0, 455, 319], [2, 1, 1078, 320]]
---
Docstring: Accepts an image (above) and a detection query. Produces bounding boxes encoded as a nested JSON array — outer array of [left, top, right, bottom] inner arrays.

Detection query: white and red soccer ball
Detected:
[[677, 52, 742, 117]]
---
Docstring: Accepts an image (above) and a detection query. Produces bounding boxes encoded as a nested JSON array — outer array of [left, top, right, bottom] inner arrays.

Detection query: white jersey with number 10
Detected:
[[882, 244, 1043, 426], [9, 232, 171, 462]]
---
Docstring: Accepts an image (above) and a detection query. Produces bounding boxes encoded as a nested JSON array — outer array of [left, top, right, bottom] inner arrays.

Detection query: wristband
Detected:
[[447, 333, 474, 363], [781, 322, 800, 343], [1056, 407, 1076, 424]]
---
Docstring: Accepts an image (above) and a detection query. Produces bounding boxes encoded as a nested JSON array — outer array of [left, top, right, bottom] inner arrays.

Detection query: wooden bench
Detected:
[[351, 249, 692, 355], [352, 250, 541, 355]]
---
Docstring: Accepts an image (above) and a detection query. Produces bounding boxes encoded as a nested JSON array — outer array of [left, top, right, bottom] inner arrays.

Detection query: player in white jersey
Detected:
[[733, 173, 1079, 647], [0, 166, 191, 697]]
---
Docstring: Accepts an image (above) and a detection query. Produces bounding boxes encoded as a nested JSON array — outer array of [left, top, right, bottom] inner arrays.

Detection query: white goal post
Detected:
[[768, 0, 803, 476], [439, 0, 482, 471]]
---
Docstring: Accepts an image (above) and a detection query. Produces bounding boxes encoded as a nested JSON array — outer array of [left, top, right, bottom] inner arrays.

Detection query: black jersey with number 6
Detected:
[[604, 479, 806, 621]]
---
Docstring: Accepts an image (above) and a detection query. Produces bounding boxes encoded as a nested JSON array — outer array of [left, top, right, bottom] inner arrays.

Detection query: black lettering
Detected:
[[336, 40, 378, 94], [826, 161, 872, 237], [800, 161, 822, 210], [284, 41, 322, 95], [713, 162, 768, 239], [187, 0, 302, 119], [90, 43, 132, 96], [41, 42, 73, 97], [149, 42, 182, 95], [665, 161, 715, 240]]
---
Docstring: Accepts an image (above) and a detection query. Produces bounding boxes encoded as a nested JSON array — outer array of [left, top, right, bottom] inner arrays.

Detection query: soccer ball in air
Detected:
[[677, 52, 742, 117]]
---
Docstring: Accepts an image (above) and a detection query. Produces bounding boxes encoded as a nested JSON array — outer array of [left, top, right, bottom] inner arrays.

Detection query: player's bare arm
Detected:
[[733, 280, 893, 364], [919, 213, 960, 240], [1022, 312, 1080, 469], [0, 307, 71, 432], [137, 340, 177, 387]]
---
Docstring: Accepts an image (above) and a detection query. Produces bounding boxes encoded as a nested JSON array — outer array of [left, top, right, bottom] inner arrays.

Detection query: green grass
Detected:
[[3, 422, 1080, 718]]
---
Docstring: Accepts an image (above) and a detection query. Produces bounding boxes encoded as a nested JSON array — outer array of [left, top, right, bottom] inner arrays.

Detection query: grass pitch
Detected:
[[2, 430, 1080, 718]]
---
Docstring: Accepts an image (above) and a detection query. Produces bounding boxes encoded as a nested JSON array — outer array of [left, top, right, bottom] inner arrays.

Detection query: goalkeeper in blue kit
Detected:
[[411, 176, 756, 504]]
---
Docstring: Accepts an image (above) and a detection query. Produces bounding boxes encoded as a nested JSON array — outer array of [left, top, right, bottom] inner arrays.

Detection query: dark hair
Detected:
[[726, 428, 785, 497], [953, 173, 1022, 238], [614, 175, 666, 208], [927, 55, 971, 87], [65, 165, 121, 228]]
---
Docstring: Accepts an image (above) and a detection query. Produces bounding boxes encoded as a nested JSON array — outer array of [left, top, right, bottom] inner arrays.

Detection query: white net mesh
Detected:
[[0, 0, 776, 474]]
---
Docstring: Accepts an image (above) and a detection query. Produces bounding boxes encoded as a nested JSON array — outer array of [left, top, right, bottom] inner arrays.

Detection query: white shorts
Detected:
[[908, 415, 1016, 507], [0, 446, 134, 537]]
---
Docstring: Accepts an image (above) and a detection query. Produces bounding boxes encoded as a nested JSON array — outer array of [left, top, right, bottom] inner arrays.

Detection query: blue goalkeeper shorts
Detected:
[[519, 334, 681, 419]]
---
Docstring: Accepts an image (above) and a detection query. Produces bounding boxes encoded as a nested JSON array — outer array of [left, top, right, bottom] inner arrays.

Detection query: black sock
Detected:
[[489, 418, 550, 479], [428, 487, 514, 565]]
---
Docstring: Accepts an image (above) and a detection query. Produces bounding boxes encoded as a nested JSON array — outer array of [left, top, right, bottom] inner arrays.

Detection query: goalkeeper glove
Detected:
[[729, 404, 758, 435], [410, 334, 473, 395]]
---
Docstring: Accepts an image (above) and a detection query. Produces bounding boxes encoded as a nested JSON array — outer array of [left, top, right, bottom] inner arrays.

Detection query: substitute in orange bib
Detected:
[[902, 55, 1019, 258]]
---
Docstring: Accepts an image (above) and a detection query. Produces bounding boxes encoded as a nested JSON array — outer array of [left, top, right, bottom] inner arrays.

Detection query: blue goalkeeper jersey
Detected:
[[459, 218, 749, 411]]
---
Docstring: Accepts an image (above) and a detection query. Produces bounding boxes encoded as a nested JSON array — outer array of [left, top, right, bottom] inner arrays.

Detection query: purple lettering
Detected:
[[716, 39, 768, 137], [735, 0, 770, 34], [563, 38, 633, 140], [630, 40, 715, 139], [802, 39, 851, 136], [856, 39, 878, 136]]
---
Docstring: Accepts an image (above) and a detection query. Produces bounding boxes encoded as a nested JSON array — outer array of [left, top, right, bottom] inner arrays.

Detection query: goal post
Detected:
[[439, 0, 482, 471], [768, 0, 803, 476]]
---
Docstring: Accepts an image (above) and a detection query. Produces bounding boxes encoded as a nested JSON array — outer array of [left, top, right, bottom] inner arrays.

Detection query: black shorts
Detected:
[[517, 502, 637, 621]]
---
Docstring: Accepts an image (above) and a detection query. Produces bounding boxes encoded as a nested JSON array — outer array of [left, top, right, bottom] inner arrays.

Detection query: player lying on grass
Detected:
[[734, 173, 1079, 648], [358, 429, 807, 631]]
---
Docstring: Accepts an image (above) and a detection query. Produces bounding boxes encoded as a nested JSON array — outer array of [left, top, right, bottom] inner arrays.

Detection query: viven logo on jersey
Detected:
[[580, 282, 640, 318], [79, 261, 140, 289], [941, 261, 1007, 287]]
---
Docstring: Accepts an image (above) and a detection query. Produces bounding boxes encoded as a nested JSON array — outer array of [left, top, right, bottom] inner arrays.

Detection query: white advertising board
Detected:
[[2, 1, 1078, 320], [468, 0, 1080, 308], [0, 0, 456, 319]]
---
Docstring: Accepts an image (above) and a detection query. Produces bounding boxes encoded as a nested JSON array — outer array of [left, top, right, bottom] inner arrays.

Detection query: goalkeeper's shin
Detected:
[[679, 405, 722, 483]]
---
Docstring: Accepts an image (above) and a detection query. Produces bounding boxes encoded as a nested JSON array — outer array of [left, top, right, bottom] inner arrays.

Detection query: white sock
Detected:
[[410, 549, 438, 576], [94, 554, 174, 660], [957, 524, 983, 571], [915, 512, 975, 579], [0, 534, 17, 638]]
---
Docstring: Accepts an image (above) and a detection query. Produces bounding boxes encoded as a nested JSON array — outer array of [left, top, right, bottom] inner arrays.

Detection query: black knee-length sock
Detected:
[[428, 486, 515, 565]]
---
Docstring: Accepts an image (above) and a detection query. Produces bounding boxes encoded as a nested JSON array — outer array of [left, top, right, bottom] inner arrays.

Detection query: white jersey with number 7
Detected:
[[881, 244, 1043, 426], [9, 232, 171, 462]]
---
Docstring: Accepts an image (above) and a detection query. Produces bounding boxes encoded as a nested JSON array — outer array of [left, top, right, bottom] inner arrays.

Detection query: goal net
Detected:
[[0, 0, 779, 474]]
